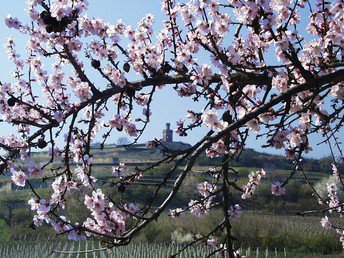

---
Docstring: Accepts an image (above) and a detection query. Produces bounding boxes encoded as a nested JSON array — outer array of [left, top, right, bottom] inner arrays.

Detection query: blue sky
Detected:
[[0, 1, 342, 159]]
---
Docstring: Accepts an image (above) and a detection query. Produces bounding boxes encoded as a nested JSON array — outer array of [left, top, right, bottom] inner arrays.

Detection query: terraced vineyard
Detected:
[[0, 241, 234, 258], [1, 241, 343, 258]]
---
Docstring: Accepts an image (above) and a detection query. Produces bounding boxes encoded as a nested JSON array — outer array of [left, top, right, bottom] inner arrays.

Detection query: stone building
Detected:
[[163, 123, 173, 142]]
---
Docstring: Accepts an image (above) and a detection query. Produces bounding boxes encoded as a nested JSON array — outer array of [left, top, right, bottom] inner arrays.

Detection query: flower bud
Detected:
[[91, 59, 101, 69], [7, 97, 16, 107], [123, 63, 130, 73], [37, 138, 47, 149]]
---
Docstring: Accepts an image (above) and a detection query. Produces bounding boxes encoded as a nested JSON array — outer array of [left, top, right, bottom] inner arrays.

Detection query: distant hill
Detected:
[[25, 142, 341, 174]]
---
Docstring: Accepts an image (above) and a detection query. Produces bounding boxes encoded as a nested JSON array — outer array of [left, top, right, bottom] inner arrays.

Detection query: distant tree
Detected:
[[319, 157, 334, 173], [0, 192, 25, 227], [0, 0, 343, 257], [315, 176, 344, 201], [116, 137, 130, 146]]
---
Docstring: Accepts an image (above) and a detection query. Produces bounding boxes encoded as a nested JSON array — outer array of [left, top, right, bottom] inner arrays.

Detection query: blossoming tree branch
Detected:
[[1, 0, 343, 256]]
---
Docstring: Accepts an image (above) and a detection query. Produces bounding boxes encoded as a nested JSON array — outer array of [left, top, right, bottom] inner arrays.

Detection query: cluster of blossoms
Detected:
[[11, 169, 28, 187], [83, 189, 126, 236], [126, 14, 165, 74], [197, 181, 216, 198], [318, 180, 344, 247], [5, 14, 22, 30], [28, 198, 52, 227], [228, 204, 242, 220], [50, 0, 88, 20], [206, 236, 243, 258], [68, 77, 92, 100], [176, 83, 196, 97], [271, 181, 286, 196], [5, 36, 24, 70], [273, 130, 289, 149], [286, 127, 308, 149], [169, 208, 183, 218], [107, 114, 138, 137], [102, 65, 126, 87], [241, 169, 266, 199], [69, 137, 85, 162], [88, 40, 118, 60], [186, 181, 218, 217], [321, 216, 332, 229], [112, 163, 125, 177], [28, 179, 97, 241], [191, 64, 213, 86], [332, 163, 340, 180], [51, 216, 86, 241], [206, 236, 227, 258], [188, 199, 210, 217], [75, 165, 96, 188], [201, 109, 227, 131], [206, 139, 229, 158], [326, 183, 341, 213], [52, 176, 77, 204]]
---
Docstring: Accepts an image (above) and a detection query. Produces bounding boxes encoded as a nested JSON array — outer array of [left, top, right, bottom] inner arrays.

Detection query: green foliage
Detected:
[[142, 222, 165, 242], [232, 213, 342, 253], [315, 176, 344, 200], [0, 220, 10, 241], [131, 211, 342, 254]]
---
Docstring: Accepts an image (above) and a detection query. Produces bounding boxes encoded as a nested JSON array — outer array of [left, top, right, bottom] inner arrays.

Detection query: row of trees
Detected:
[[0, 0, 343, 257]]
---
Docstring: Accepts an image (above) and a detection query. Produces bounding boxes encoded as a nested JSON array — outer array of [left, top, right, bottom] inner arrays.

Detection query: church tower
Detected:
[[163, 123, 173, 142]]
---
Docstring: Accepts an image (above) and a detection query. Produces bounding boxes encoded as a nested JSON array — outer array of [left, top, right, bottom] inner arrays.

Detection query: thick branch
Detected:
[[121, 69, 344, 240]]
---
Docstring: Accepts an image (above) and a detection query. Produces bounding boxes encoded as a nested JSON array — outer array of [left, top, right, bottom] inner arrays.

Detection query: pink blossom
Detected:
[[189, 199, 208, 217], [213, 139, 228, 154], [326, 183, 340, 212], [321, 216, 331, 229], [123, 203, 140, 215], [68, 228, 87, 241], [201, 109, 218, 127], [176, 83, 196, 97], [28, 163, 43, 177], [197, 181, 215, 197], [242, 169, 266, 199], [287, 128, 305, 149], [228, 204, 242, 220], [28, 197, 41, 211], [112, 163, 125, 177], [108, 114, 124, 130], [330, 83, 344, 99], [136, 94, 149, 106], [246, 119, 260, 132], [271, 181, 286, 196], [5, 14, 21, 29], [53, 111, 65, 123], [125, 123, 137, 137], [170, 208, 183, 218], [273, 130, 288, 149], [11, 170, 28, 187], [201, 109, 227, 130], [332, 163, 340, 180]]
